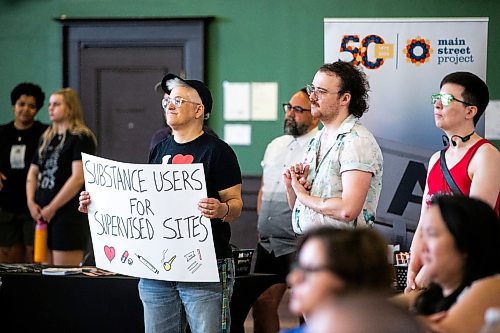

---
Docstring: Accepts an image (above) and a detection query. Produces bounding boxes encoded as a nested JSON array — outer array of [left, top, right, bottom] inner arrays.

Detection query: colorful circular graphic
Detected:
[[403, 36, 433, 65]]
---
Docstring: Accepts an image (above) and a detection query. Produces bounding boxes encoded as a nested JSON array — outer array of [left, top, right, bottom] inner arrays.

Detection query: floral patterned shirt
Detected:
[[292, 115, 383, 234]]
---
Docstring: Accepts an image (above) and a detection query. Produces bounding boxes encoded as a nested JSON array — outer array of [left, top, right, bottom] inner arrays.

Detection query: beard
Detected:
[[284, 118, 309, 137]]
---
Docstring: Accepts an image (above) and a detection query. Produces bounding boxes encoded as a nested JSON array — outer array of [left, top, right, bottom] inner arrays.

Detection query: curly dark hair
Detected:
[[10, 82, 45, 110], [318, 61, 370, 118]]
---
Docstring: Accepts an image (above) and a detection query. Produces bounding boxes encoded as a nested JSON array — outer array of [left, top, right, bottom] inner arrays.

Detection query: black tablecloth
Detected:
[[0, 269, 279, 333]]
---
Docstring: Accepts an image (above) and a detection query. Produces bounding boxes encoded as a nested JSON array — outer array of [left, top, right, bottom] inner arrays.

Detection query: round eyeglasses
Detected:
[[306, 84, 342, 98], [290, 262, 334, 279], [282, 103, 311, 113], [431, 93, 473, 107], [162, 96, 201, 109]]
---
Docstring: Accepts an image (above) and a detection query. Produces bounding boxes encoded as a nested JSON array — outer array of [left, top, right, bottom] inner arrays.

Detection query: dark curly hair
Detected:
[[318, 61, 370, 118], [10, 82, 45, 110]]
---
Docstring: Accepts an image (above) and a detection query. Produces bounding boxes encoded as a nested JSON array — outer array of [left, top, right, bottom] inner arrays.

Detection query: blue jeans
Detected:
[[139, 258, 235, 333]]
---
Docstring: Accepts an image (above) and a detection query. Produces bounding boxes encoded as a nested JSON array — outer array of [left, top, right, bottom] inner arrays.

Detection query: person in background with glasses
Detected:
[[406, 72, 500, 293], [282, 227, 394, 333], [284, 61, 383, 235], [79, 73, 242, 333], [252, 88, 319, 333]]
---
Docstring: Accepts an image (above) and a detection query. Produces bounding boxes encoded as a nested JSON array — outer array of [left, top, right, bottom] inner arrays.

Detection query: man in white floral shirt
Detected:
[[284, 61, 383, 234]]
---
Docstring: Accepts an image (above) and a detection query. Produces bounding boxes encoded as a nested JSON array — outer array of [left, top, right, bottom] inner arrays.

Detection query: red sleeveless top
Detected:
[[426, 139, 499, 216]]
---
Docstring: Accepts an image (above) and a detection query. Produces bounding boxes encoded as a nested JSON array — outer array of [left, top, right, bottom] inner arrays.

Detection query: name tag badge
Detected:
[[10, 144, 26, 169]]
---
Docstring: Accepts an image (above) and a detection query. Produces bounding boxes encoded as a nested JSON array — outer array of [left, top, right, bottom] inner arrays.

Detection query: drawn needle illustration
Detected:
[[135, 253, 159, 274], [163, 255, 177, 271]]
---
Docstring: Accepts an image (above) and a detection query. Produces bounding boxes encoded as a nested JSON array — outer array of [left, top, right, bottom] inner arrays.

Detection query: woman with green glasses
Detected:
[[406, 71, 500, 293]]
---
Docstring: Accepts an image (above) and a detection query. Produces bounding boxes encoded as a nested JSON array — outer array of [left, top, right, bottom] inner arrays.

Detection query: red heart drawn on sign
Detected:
[[104, 245, 116, 262], [172, 154, 194, 164]]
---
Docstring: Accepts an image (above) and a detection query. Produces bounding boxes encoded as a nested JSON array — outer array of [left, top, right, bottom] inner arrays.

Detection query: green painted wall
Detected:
[[1, 0, 499, 175]]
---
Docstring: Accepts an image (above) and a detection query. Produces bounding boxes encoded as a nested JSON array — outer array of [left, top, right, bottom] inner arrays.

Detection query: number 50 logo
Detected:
[[339, 34, 394, 70]]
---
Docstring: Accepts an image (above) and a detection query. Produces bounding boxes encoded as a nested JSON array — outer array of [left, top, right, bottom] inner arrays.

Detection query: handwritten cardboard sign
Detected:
[[82, 153, 219, 282]]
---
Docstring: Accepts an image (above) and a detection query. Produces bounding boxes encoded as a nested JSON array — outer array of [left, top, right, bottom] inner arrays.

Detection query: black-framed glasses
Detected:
[[290, 262, 333, 278], [431, 93, 473, 107], [306, 84, 342, 98], [282, 103, 311, 113], [162, 96, 201, 109]]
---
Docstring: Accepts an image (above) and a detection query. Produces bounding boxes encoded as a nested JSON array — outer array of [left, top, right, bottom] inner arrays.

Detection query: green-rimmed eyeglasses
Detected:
[[431, 93, 473, 107], [162, 96, 200, 109], [282, 103, 311, 113]]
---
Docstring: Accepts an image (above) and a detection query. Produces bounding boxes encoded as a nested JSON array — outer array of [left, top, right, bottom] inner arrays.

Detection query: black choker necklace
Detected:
[[441, 130, 475, 147]]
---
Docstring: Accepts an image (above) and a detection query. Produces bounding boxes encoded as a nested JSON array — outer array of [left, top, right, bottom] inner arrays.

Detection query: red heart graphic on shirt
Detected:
[[104, 245, 116, 262], [172, 154, 194, 164]]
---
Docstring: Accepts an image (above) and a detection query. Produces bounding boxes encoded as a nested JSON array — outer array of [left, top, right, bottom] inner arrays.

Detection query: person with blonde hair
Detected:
[[27, 88, 96, 266]]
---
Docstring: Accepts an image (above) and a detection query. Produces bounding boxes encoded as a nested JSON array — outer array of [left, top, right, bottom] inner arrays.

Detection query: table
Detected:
[[0, 270, 279, 333]]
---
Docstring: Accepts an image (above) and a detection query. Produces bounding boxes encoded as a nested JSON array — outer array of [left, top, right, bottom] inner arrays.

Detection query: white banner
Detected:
[[82, 153, 219, 282], [324, 18, 488, 238], [325, 17, 488, 150]]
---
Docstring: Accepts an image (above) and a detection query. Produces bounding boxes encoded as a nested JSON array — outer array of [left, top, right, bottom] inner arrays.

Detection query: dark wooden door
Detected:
[[62, 19, 207, 163], [80, 46, 182, 163]]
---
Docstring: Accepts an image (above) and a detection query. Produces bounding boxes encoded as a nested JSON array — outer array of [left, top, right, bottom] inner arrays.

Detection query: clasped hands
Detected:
[[283, 163, 311, 195], [28, 200, 56, 223]]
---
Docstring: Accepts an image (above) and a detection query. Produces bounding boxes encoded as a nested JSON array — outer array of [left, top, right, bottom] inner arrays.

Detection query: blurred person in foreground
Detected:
[[282, 226, 393, 333], [394, 195, 500, 333], [307, 293, 425, 333]]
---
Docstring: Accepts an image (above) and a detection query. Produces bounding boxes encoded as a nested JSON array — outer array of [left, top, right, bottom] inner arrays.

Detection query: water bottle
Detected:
[[34, 219, 48, 263], [479, 308, 500, 333]]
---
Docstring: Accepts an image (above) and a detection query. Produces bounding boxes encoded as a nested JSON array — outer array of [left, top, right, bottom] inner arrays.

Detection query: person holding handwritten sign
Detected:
[[27, 88, 96, 266], [79, 74, 242, 333]]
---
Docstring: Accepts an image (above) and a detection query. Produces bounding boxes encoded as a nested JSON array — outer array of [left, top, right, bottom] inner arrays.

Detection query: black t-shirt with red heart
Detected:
[[149, 132, 242, 259]]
